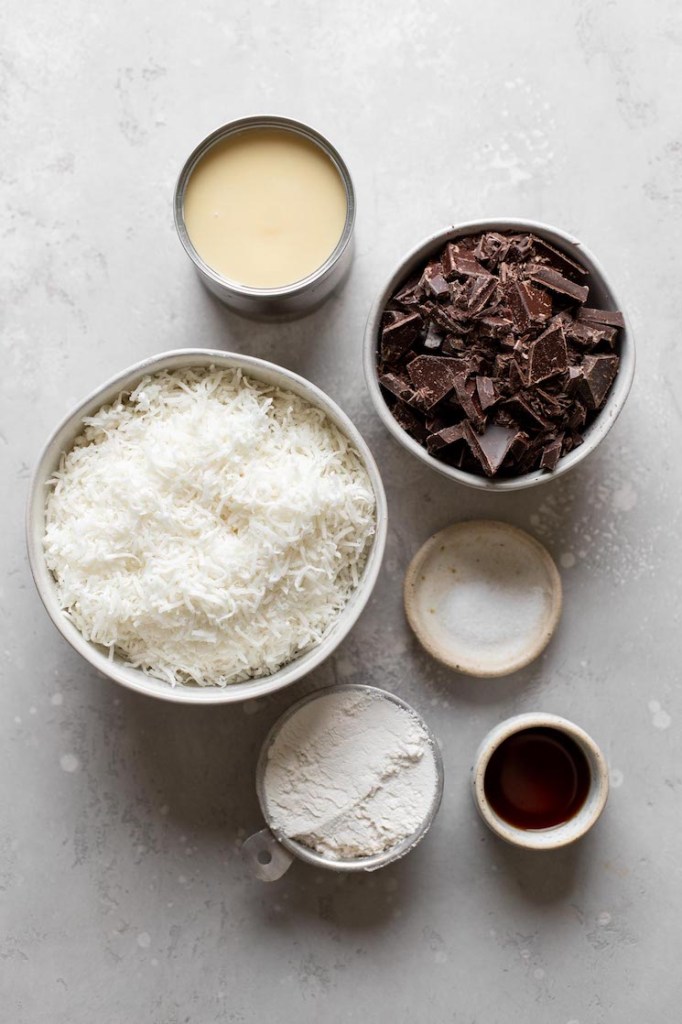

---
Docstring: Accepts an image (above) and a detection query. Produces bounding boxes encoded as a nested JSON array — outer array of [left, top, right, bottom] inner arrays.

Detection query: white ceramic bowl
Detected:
[[364, 218, 636, 492], [27, 349, 387, 705]]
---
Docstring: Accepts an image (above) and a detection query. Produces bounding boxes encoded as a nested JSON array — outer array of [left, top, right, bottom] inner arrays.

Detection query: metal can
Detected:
[[173, 116, 356, 320]]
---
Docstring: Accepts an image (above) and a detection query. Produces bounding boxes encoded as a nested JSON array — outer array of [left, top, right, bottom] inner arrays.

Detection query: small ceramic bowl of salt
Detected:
[[403, 520, 562, 677]]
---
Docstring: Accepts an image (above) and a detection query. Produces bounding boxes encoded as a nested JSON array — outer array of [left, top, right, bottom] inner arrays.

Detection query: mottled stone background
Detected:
[[2, 1, 681, 1021]]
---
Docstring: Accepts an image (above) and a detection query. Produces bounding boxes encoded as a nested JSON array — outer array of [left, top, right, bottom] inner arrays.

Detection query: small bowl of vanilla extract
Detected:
[[471, 712, 609, 850]]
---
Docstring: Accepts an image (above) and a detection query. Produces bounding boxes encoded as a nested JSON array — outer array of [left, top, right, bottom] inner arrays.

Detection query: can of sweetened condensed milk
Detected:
[[173, 116, 355, 320]]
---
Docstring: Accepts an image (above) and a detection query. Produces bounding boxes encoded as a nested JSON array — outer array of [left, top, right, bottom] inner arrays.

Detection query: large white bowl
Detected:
[[364, 219, 636, 492], [27, 350, 387, 705]]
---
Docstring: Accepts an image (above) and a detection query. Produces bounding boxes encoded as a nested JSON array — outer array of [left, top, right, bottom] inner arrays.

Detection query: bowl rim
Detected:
[[26, 349, 387, 705], [363, 217, 636, 492]]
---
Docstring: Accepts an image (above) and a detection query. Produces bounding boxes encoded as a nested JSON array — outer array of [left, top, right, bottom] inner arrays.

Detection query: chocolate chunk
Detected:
[[505, 234, 534, 264], [391, 401, 429, 443], [464, 275, 498, 315], [406, 355, 457, 409], [393, 275, 423, 308], [578, 307, 625, 328], [530, 236, 589, 279], [526, 265, 590, 304], [423, 323, 443, 350], [566, 365, 583, 393], [507, 359, 527, 393], [381, 312, 422, 362], [476, 376, 498, 410], [427, 303, 467, 335], [424, 273, 450, 300], [378, 372, 413, 402], [567, 400, 587, 432], [381, 309, 400, 329], [528, 324, 568, 385], [505, 280, 552, 331], [509, 430, 530, 462], [474, 232, 514, 267], [579, 355, 619, 410], [441, 335, 467, 355], [474, 313, 514, 337], [540, 436, 564, 471], [465, 423, 519, 477], [426, 424, 466, 454], [565, 319, 612, 349], [503, 394, 553, 431], [442, 244, 490, 281], [452, 373, 486, 432]]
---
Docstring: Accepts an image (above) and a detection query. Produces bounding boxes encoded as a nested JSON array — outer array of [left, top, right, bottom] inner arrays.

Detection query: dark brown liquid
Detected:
[[484, 727, 591, 830]]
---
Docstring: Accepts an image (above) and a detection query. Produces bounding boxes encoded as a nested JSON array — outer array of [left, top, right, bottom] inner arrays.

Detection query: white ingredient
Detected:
[[263, 691, 438, 859], [43, 368, 376, 686], [416, 528, 554, 672]]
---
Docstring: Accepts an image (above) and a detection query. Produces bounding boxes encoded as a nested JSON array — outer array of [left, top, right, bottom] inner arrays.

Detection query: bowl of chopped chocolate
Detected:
[[364, 220, 635, 490]]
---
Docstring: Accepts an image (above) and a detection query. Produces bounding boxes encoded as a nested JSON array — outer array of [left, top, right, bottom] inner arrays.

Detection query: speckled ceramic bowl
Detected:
[[404, 521, 562, 678], [471, 712, 609, 850], [363, 218, 636, 492], [26, 350, 387, 705]]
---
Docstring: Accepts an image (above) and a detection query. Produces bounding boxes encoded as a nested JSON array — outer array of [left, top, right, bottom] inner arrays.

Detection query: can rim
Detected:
[[173, 115, 356, 299]]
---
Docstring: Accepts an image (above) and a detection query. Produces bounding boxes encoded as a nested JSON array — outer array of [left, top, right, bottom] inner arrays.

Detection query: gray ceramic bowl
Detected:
[[27, 350, 387, 705], [363, 218, 636, 492]]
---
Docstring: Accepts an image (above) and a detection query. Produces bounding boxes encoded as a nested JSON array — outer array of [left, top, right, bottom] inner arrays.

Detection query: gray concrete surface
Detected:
[[2, 1, 681, 1021]]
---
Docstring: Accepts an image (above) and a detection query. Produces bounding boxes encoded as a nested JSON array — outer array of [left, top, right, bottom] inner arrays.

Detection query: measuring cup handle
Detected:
[[241, 828, 294, 881]]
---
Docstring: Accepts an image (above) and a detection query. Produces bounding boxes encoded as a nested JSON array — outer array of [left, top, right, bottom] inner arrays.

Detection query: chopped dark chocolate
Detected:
[[527, 324, 568, 385], [565, 319, 614, 349], [508, 359, 527, 393], [579, 354, 619, 410], [376, 229, 623, 477], [381, 311, 422, 363], [526, 265, 590, 304], [426, 424, 466, 454], [540, 436, 564, 472], [505, 280, 552, 331], [529, 236, 589, 279], [442, 243, 490, 281], [378, 372, 413, 402], [391, 401, 429, 443], [452, 373, 486, 432], [406, 355, 457, 409], [465, 423, 519, 477], [423, 323, 443, 350], [475, 376, 498, 410], [578, 307, 625, 328], [503, 393, 553, 431], [463, 275, 498, 315]]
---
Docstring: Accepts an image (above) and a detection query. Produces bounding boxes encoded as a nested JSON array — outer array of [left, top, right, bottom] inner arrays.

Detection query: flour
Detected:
[[263, 690, 438, 860]]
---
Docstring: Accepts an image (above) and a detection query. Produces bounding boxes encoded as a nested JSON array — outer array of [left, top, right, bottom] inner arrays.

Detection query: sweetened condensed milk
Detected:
[[183, 128, 348, 289]]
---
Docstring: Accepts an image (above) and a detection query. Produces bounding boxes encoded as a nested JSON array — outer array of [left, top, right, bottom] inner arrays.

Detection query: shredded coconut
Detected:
[[43, 367, 376, 686], [263, 690, 439, 859]]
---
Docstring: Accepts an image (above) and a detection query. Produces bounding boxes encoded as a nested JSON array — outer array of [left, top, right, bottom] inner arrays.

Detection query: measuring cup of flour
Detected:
[[241, 684, 444, 880]]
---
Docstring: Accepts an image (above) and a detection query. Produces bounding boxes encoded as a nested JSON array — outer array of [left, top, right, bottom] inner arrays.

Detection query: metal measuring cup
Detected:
[[242, 684, 445, 881]]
